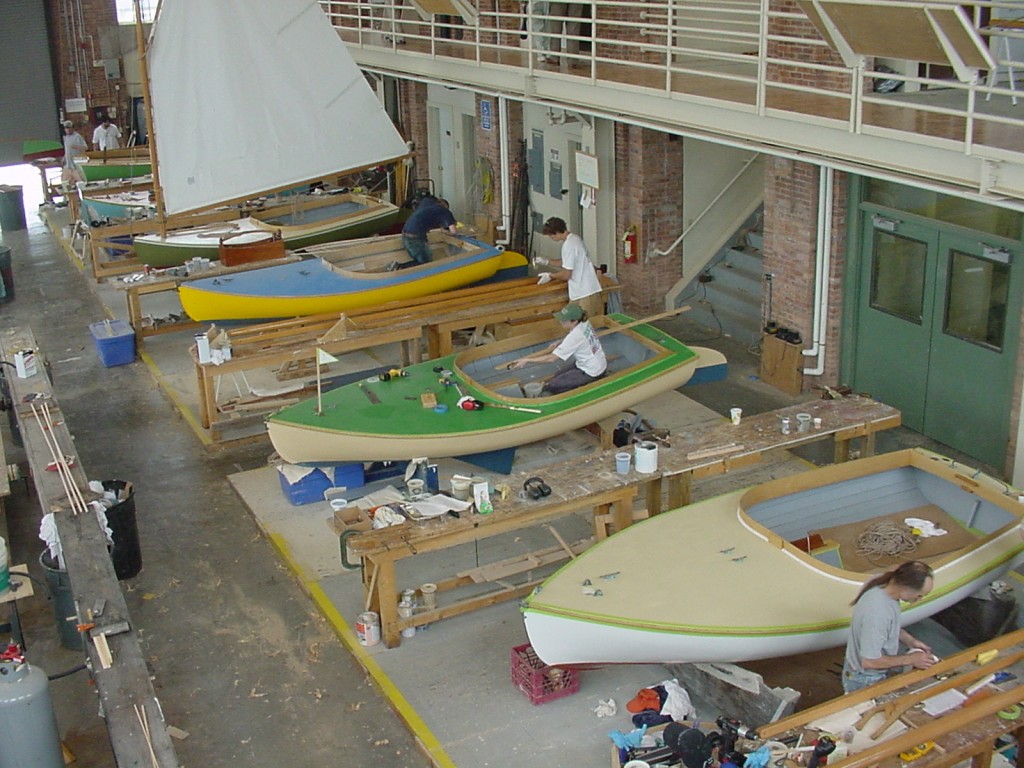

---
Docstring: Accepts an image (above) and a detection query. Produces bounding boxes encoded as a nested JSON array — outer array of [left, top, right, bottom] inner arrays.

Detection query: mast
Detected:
[[133, 0, 167, 236]]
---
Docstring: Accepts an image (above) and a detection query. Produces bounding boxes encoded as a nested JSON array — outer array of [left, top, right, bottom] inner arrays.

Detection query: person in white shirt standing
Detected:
[[91, 116, 122, 151], [510, 303, 607, 394], [535, 216, 603, 318], [61, 120, 88, 172]]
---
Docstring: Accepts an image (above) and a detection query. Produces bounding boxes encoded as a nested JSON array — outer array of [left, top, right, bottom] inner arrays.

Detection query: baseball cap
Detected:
[[553, 303, 584, 322], [62, 120, 73, 128]]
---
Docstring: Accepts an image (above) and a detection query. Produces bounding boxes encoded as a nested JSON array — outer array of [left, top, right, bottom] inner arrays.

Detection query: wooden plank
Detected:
[[0, 327, 180, 768]]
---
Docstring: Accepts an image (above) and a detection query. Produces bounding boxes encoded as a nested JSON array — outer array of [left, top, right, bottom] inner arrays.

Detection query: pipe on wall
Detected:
[[802, 166, 834, 376]]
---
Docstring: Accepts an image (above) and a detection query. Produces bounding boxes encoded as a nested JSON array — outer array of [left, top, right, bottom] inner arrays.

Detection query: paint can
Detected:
[[0, 537, 9, 594], [398, 601, 416, 638], [355, 611, 380, 647], [524, 381, 543, 398], [450, 476, 472, 501], [634, 440, 658, 474], [421, 583, 437, 610], [401, 588, 417, 607], [796, 413, 812, 433]]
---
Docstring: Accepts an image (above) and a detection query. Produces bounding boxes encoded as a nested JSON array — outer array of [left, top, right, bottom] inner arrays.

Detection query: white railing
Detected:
[[320, 0, 1024, 171]]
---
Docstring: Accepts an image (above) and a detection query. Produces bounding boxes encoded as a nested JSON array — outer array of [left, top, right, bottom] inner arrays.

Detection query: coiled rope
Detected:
[[855, 521, 918, 563]]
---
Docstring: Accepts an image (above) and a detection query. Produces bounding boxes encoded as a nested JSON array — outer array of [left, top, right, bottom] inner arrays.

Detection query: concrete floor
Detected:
[[0, 170, 1015, 766]]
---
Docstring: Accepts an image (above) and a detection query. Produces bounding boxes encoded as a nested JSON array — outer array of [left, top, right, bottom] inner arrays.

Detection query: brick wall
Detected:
[[613, 125, 683, 316], [762, 157, 848, 388], [46, 0, 128, 138]]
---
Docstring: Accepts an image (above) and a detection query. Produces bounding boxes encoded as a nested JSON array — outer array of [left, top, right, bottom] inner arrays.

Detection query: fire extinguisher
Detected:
[[622, 226, 638, 264]]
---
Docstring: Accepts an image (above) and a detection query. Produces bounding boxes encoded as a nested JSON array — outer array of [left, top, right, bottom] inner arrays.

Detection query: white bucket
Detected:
[[0, 537, 8, 594], [634, 441, 658, 473], [524, 381, 543, 398], [355, 611, 380, 646]]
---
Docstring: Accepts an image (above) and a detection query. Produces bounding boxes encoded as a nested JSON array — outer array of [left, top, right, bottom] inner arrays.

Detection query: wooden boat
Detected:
[[132, 192, 405, 268], [522, 448, 1024, 666], [78, 151, 152, 182], [179, 233, 526, 321], [79, 189, 155, 222], [128, 0, 411, 264], [266, 314, 725, 464]]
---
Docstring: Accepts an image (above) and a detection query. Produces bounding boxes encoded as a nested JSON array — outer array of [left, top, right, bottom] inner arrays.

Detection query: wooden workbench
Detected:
[[0, 327, 180, 768], [641, 395, 902, 516], [757, 628, 1024, 768], [345, 478, 637, 649], [342, 395, 900, 649]]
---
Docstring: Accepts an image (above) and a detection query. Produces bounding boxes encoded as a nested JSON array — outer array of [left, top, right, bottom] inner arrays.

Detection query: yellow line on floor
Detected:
[[267, 532, 454, 768], [135, 345, 214, 447]]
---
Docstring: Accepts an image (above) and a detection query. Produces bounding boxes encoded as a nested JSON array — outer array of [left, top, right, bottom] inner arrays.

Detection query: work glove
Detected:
[[536, 272, 552, 285]]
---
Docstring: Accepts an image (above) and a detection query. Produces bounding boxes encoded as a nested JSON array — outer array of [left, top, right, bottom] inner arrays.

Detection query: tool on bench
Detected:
[[358, 382, 380, 404], [524, 476, 551, 500], [378, 368, 407, 381]]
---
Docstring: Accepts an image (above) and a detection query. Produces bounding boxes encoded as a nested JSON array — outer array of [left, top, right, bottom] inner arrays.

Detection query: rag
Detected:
[[608, 725, 648, 750], [744, 746, 772, 768], [533, 256, 549, 267], [593, 698, 617, 718], [903, 517, 947, 537], [536, 272, 552, 285]]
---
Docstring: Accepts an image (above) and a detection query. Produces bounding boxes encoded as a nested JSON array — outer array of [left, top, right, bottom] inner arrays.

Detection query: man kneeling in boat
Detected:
[[510, 303, 607, 394], [842, 561, 936, 693]]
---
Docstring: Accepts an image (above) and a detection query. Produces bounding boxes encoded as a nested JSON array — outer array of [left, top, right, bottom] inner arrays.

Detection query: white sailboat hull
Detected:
[[523, 448, 1024, 666]]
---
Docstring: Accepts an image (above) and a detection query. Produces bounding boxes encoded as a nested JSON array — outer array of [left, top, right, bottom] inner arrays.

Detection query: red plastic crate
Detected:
[[510, 643, 580, 705]]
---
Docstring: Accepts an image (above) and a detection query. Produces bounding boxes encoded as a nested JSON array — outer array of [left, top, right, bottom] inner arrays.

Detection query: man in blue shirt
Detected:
[[401, 196, 457, 264]]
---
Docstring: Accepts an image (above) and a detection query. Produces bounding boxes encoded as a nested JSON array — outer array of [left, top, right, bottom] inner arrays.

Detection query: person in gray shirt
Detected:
[[842, 561, 937, 693]]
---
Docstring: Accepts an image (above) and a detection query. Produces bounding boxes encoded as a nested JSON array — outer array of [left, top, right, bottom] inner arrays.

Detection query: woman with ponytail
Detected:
[[841, 561, 937, 693]]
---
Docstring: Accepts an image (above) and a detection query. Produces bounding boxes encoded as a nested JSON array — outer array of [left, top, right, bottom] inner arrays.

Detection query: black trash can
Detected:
[[0, 186, 27, 232], [39, 551, 84, 651], [0, 245, 14, 303], [102, 480, 142, 580]]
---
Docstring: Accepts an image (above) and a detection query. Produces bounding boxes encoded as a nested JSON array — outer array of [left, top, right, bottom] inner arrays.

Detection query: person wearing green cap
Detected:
[[510, 303, 607, 393]]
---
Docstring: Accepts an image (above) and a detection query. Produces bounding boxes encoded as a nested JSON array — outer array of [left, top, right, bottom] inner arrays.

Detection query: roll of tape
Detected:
[[433, 404, 448, 414], [998, 705, 1022, 720]]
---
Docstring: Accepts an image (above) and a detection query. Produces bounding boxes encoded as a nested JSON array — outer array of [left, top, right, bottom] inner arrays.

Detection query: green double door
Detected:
[[853, 211, 1021, 468]]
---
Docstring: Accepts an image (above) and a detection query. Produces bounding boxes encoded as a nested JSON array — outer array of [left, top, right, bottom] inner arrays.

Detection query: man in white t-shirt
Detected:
[[536, 216, 603, 318], [510, 303, 607, 394], [91, 116, 122, 151]]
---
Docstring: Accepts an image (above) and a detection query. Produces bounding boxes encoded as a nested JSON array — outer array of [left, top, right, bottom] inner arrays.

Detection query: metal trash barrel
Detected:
[[0, 186, 27, 232], [0, 245, 14, 303], [38, 552, 83, 651], [103, 480, 142, 580]]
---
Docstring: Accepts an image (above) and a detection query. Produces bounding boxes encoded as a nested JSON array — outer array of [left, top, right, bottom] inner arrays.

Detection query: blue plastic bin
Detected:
[[277, 463, 365, 506], [89, 320, 136, 367]]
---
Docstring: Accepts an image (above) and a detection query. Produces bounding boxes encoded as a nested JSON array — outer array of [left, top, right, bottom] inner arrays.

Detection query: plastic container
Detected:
[[510, 643, 580, 705], [0, 186, 27, 232], [524, 381, 544, 398], [102, 480, 141, 579], [0, 245, 14, 303], [278, 463, 366, 506], [89, 320, 136, 367], [39, 552, 84, 651]]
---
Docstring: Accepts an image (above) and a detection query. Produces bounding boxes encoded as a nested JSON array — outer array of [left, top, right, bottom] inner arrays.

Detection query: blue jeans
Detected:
[[842, 666, 886, 693], [403, 234, 431, 264]]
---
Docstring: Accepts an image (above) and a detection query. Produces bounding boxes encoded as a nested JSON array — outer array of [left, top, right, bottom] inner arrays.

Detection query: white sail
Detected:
[[148, 0, 409, 216]]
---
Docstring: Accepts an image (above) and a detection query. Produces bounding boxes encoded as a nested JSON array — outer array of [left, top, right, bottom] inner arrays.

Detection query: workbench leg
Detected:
[[834, 437, 850, 464], [197, 365, 215, 430], [609, 488, 636, 534], [863, 432, 877, 457], [645, 477, 663, 517], [375, 558, 401, 649], [426, 328, 441, 360], [127, 291, 143, 341], [668, 473, 692, 509], [970, 740, 994, 768]]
